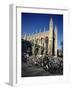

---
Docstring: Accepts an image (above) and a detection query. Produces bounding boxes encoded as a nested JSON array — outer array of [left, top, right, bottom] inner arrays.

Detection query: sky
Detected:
[[21, 13, 63, 49]]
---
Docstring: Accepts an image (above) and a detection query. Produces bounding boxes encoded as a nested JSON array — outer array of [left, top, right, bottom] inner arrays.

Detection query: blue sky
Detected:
[[21, 13, 63, 49]]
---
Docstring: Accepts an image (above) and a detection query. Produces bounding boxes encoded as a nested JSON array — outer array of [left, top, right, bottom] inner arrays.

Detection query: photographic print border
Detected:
[[9, 4, 70, 86]]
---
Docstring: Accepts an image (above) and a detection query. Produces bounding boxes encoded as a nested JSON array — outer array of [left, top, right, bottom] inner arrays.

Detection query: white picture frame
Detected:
[[9, 4, 70, 86]]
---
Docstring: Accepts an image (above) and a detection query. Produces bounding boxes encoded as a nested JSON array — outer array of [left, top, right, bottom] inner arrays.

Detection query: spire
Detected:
[[44, 27, 45, 32], [49, 17, 53, 39], [36, 29, 37, 33], [32, 32, 34, 35], [55, 25, 57, 33], [54, 25, 57, 39], [32, 32, 33, 35], [49, 17, 53, 29], [39, 28, 41, 32]]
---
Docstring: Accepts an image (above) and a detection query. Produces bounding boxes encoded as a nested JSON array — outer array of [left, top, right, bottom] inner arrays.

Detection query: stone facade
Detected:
[[23, 18, 57, 57]]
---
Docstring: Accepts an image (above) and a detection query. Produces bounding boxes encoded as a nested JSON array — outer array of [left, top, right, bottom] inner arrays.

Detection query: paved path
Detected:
[[22, 62, 51, 77], [22, 56, 63, 77]]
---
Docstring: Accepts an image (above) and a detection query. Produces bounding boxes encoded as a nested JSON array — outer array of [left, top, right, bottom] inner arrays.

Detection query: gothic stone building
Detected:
[[23, 18, 57, 57]]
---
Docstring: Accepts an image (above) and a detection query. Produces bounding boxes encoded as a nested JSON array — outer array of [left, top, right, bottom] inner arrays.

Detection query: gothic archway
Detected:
[[45, 36, 48, 55], [41, 38, 44, 55]]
